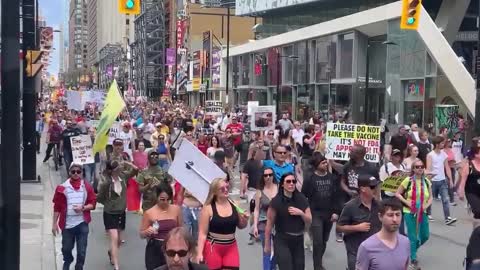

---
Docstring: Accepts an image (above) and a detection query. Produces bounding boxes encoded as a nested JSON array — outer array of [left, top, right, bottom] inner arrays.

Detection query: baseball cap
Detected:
[[155, 122, 162, 127], [148, 149, 159, 155], [358, 174, 381, 188], [392, 149, 402, 156], [113, 138, 124, 145]]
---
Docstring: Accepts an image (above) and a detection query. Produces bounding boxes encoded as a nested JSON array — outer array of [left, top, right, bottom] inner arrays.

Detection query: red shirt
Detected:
[[52, 179, 97, 230], [226, 123, 244, 146], [197, 141, 208, 155]]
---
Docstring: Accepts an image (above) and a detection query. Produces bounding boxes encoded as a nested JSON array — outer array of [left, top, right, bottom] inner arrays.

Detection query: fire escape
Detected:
[[133, 0, 165, 98]]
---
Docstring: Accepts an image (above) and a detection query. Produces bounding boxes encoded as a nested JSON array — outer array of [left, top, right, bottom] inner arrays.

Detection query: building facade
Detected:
[[225, 0, 475, 129], [67, 0, 89, 86]]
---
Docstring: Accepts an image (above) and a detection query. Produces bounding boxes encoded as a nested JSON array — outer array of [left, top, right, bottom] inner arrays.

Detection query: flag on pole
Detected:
[[93, 80, 126, 154]]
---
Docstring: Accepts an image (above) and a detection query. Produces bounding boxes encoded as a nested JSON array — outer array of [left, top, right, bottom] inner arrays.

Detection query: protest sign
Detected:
[[251, 106, 276, 131], [382, 176, 406, 193], [107, 122, 121, 145], [168, 139, 226, 204], [325, 123, 381, 162], [70, 135, 94, 165], [66, 90, 86, 111], [247, 101, 259, 115], [205, 100, 223, 116]]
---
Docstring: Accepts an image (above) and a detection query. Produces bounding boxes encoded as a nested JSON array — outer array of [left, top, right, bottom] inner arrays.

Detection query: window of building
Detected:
[[282, 46, 293, 83], [339, 33, 354, 78]]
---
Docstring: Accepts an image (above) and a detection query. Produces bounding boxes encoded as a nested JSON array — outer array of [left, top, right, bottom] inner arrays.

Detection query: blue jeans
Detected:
[[469, 262, 480, 270], [158, 159, 170, 171], [431, 180, 451, 220], [182, 206, 201, 242], [62, 222, 89, 270], [83, 163, 96, 187], [259, 230, 275, 270], [63, 148, 73, 173]]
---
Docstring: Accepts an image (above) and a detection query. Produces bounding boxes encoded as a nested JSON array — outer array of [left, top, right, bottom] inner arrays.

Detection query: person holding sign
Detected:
[[379, 149, 407, 200], [196, 178, 249, 270], [395, 159, 432, 270], [341, 145, 380, 198]]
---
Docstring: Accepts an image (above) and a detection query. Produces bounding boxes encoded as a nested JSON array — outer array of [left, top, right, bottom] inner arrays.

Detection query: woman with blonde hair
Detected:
[[196, 178, 249, 270], [403, 144, 420, 172]]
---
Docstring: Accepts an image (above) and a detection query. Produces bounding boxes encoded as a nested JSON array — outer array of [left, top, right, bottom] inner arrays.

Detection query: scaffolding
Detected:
[[133, 0, 165, 98]]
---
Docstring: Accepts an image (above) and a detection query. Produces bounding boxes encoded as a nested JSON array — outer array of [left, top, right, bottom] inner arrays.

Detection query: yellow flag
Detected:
[[93, 80, 126, 154]]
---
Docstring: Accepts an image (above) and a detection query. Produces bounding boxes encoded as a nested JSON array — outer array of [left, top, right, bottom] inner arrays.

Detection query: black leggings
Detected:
[[274, 233, 304, 270], [145, 239, 166, 270], [466, 192, 480, 219]]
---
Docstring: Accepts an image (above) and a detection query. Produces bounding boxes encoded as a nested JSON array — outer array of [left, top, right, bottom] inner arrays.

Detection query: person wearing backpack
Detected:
[[395, 159, 433, 270], [379, 149, 407, 200]]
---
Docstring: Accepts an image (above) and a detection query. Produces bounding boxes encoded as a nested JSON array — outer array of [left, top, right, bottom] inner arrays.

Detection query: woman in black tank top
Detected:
[[196, 178, 248, 270], [459, 138, 480, 220]]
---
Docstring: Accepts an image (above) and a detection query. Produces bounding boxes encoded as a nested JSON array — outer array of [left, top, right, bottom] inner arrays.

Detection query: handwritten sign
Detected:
[[205, 100, 223, 116], [107, 122, 121, 145], [325, 123, 381, 162], [70, 135, 94, 165]]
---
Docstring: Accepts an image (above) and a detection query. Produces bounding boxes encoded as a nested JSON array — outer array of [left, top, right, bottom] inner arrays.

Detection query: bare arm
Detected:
[[458, 160, 469, 200], [253, 191, 261, 233], [444, 159, 453, 185], [196, 206, 211, 259], [264, 207, 276, 252], [240, 172, 248, 195], [395, 185, 410, 207], [303, 207, 312, 230]]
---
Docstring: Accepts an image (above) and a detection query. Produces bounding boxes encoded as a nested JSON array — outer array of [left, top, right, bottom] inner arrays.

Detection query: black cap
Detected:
[[358, 174, 381, 187], [392, 149, 402, 156]]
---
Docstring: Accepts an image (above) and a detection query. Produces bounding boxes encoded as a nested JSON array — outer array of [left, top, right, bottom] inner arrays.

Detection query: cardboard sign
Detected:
[[107, 122, 121, 145], [205, 100, 223, 116], [325, 123, 381, 162], [382, 176, 406, 193], [251, 106, 276, 131], [168, 139, 226, 204], [70, 135, 94, 165]]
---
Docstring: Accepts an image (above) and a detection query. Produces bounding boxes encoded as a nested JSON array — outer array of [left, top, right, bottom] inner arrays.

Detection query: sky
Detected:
[[39, 0, 64, 76]]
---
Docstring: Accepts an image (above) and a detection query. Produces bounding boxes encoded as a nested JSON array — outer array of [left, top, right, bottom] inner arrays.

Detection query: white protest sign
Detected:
[[70, 135, 94, 165], [205, 100, 223, 116], [251, 106, 276, 131], [325, 123, 381, 162], [107, 122, 121, 145], [66, 90, 86, 111], [247, 101, 259, 115], [88, 90, 106, 104], [168, 139, 226, 204]]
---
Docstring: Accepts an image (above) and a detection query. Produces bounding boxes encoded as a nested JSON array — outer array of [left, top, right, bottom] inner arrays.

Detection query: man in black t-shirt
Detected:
[[341, 145, 380, 197], [60, 120, 82, 172], [301, 126, 316, 180]]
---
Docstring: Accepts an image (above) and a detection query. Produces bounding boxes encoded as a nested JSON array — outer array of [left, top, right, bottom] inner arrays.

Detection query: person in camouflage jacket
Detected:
[[137, 149, 171, 211]]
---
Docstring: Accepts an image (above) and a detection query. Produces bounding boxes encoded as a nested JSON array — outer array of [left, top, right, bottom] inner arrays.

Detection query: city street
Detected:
[[79, 194, 472, 270]]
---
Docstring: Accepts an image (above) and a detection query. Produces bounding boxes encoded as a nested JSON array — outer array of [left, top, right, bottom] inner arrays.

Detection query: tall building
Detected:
[[226, 0, 474, 128], [67, 0, 89, 86], [87, 0, 135, 89]]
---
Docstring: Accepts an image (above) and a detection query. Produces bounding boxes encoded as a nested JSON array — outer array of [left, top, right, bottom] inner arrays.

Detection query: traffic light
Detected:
[[400, 0, 422, 30], [118, 0, 140, 15], [25, 50, 43, 77]]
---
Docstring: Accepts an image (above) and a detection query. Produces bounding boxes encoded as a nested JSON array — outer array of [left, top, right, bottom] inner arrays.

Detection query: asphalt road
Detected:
[[81, 199, 471, 270]]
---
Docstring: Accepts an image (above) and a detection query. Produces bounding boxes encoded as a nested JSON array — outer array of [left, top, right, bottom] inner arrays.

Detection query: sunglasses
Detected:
[[149, 153, 159, 158], [70, 170, 82, 175], [414, 165, 425, 169], [113, 142, 123, 146], [264, 173, 273, 177], [276, 151, 287, 155], [268, 133, 274, 135], [159, 137, 165, 140], [369, 186, 377, 190], [220, 186, 229, 192], [165, 249, 188, 258], [285, 179, 297, 185]]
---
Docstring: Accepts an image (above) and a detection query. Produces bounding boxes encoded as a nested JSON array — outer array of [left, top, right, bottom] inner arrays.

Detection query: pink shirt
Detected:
[[132, 151, 148, 170]]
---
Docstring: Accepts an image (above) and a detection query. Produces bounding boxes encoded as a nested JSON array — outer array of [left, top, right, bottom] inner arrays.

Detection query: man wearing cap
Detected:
[[136, 149, 170, 211], [151, 122, 169, 149], [390, 125, 409, 157], [379, 149, 407, 200], [337, 174, 382, 270], [109, 138, 131, 162]]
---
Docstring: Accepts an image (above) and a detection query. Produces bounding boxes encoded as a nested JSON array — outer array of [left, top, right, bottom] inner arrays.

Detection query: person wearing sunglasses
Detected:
[[52, 163, 97, 270], [302, 154, 342, 270], [264, 173, 311, 270], [196, 178, 249, 270], [336, 174, 382, 270], [262, 144, 295, 184], [153, 227, 208, 270], [137, 149, 171, 212], [141, 183, 182, 270], [97, 160, 139, 270], [395, 159, 432, 270], [252, 167, 278, 270]]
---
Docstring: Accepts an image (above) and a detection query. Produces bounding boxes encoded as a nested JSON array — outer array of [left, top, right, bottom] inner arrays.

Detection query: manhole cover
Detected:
[[21, 222, 38, 229], [21, 213, 42, 220]]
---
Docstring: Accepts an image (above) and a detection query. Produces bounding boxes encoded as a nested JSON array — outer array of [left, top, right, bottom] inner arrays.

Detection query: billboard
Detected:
[[235, 0, 320, 16]]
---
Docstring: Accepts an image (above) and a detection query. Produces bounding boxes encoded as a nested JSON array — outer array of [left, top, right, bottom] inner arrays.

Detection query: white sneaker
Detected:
[[428, 215, 435, 221], [445, 217, 457, 225]]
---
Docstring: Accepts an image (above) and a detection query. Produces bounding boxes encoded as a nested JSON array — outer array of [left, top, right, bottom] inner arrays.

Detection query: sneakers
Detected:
[[409, 260, 421, 270], [450, 202, 457, 206], [445, 217, 457, 225], [248, 236, 254, 245], [428, 215, 435, 221]]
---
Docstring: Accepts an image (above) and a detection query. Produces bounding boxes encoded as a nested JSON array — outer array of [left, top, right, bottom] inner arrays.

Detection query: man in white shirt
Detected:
[[291, 121, 305, 148], [426, 135, 457, 225]]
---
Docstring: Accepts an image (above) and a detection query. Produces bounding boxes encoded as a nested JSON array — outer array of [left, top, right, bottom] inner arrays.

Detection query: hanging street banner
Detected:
[[70, 135, 95, 165], [205, 100, 223, 116], [211, 47, 221, 88], [325, 123, 381, 162], [435, 105, 459, 137]]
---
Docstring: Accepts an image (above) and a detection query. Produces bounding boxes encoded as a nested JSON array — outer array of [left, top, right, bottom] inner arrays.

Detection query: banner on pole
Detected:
[[205, 100, 223, 116], [70, 135, 95, 165], [325, 123, 381, 162]]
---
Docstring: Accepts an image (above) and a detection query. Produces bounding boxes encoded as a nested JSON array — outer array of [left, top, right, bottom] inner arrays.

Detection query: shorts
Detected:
[[103, 212, 126, 230], [234, 144, 242, 153]]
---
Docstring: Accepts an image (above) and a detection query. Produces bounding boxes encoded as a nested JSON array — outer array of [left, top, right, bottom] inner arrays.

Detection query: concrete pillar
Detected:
[[435, 0, 471, 45]]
